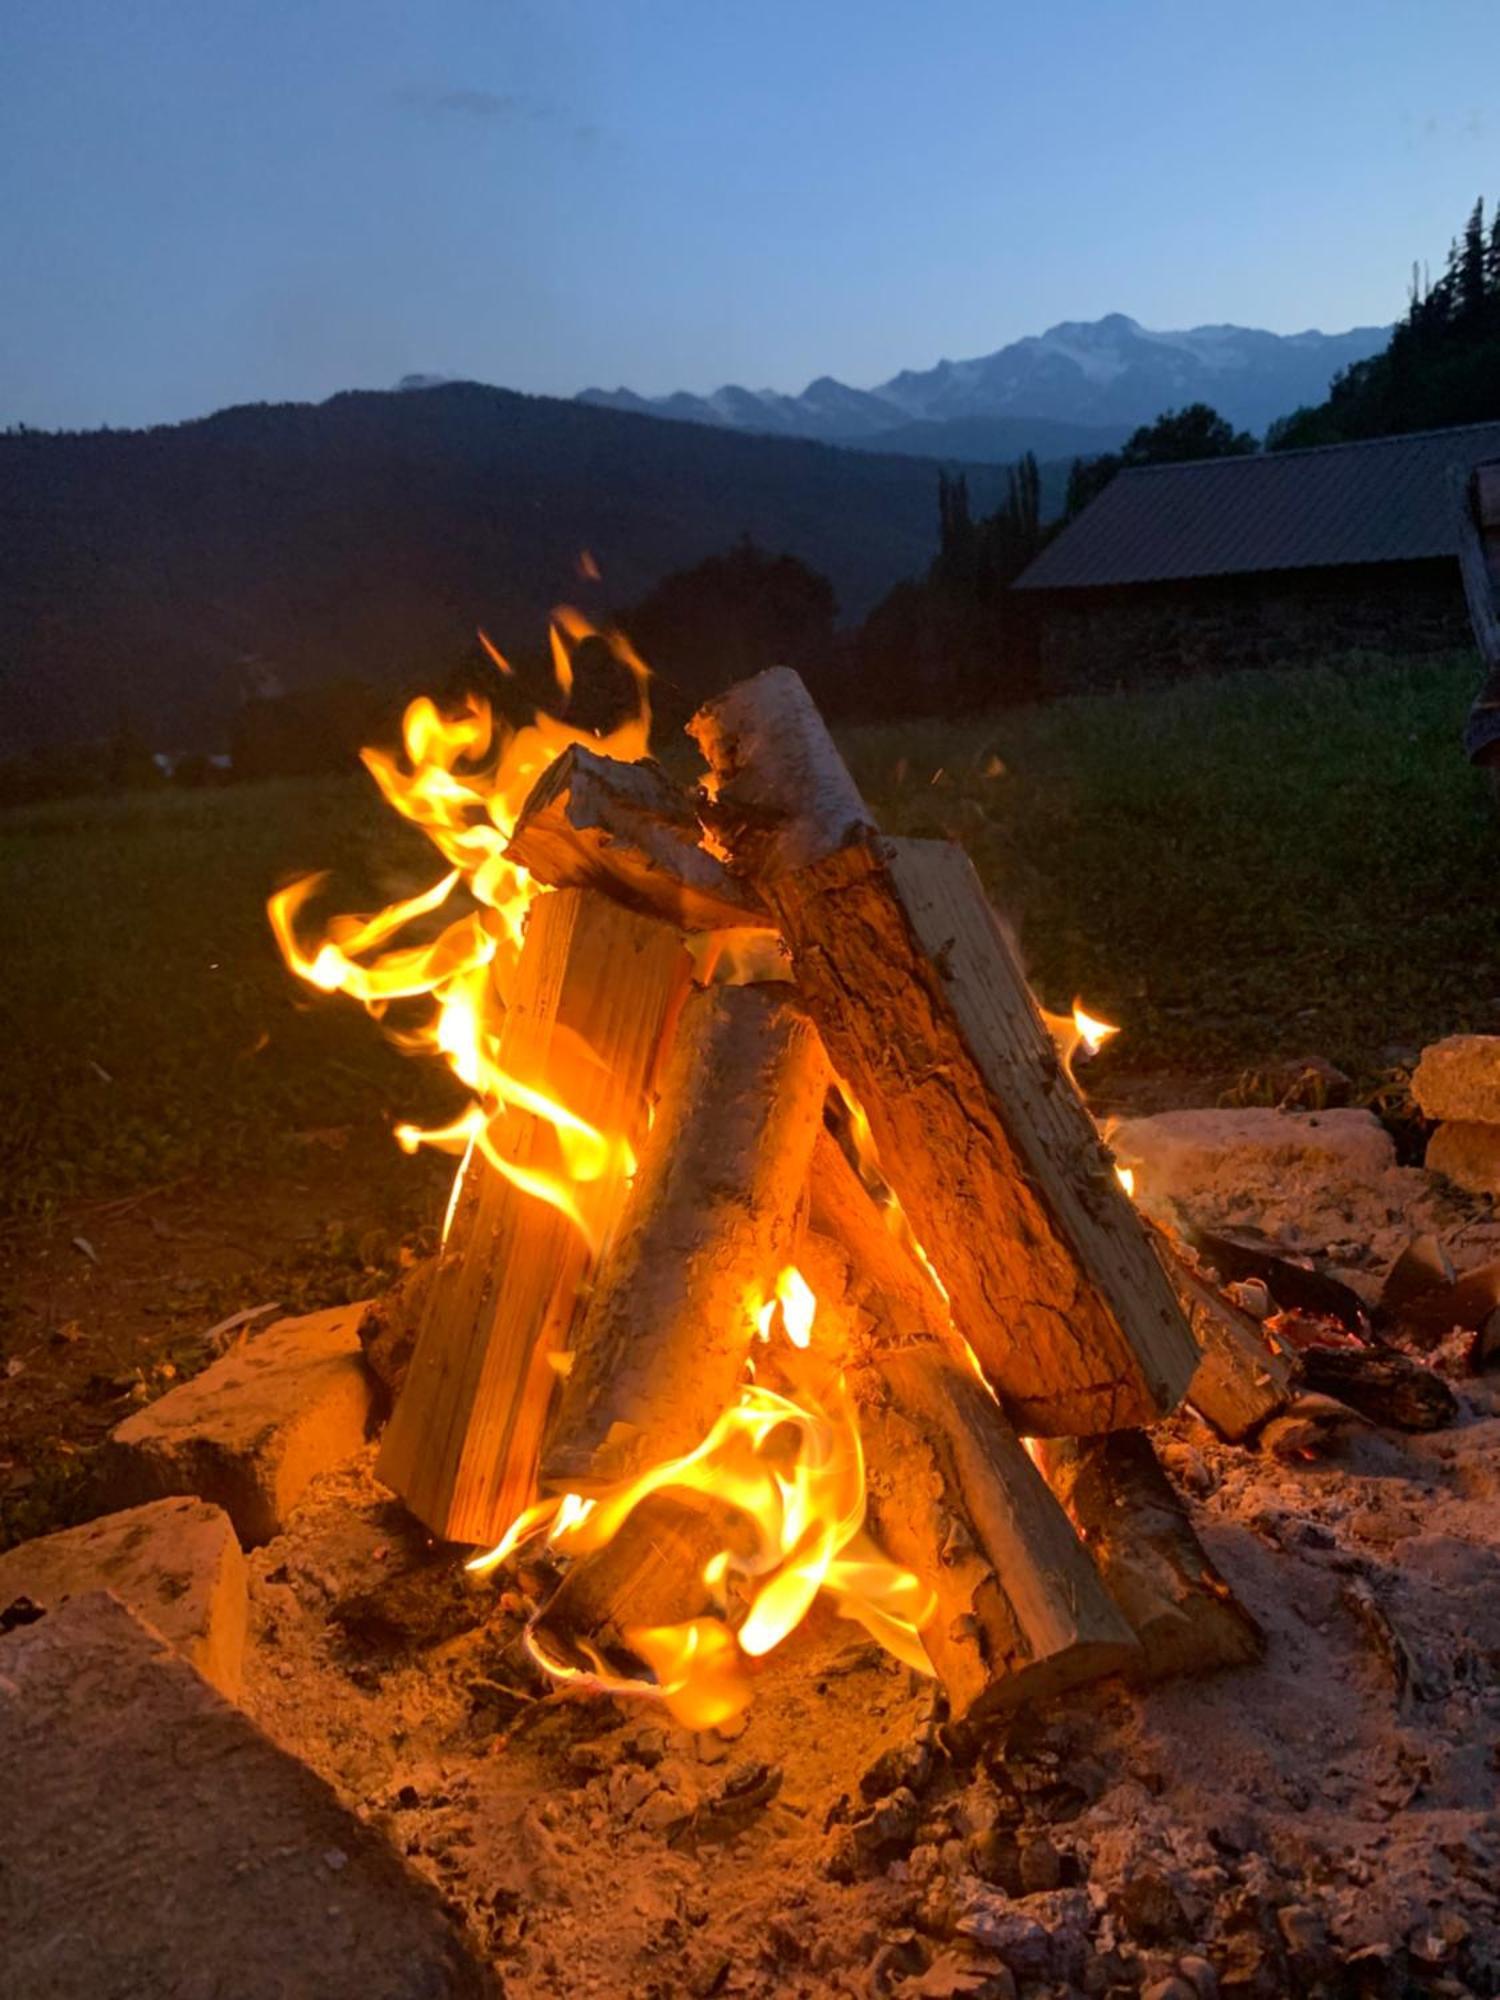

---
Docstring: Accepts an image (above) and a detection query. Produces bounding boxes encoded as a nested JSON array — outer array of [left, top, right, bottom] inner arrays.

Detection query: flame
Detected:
[[1071, 1002, 1119, 1057], [268, 612, 653, 1247], [471, 1267, 935, 1726], [1116, 1163, 1136, 1198]]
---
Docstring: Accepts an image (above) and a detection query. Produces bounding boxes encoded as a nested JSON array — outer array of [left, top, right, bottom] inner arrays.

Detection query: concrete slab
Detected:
[[0, 1495, 246, 1697], [1413, 1035, 1500, 1125], [1111, 1108, 1396, 1213], [105, 1303, 375, 1546], [0, 1591, 498, 2000]]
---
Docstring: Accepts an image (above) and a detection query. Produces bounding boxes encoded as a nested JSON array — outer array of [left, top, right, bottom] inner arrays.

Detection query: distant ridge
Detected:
[[578, 313, 1391, 454]]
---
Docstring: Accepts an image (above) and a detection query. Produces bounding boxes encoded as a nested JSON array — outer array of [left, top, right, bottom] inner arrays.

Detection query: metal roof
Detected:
[[1013, 421, 1500, 591]]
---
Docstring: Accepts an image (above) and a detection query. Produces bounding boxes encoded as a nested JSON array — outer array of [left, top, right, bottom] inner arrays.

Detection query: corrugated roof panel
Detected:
[[1014, 422, 1500, 590]]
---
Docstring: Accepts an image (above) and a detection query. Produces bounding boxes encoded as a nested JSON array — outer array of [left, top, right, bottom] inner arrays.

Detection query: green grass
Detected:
[[2, 651, 1495, 1221]]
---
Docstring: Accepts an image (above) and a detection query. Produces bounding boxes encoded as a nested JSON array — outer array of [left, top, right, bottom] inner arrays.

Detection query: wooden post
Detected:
[[540, 980, 829, 1491], [693, 670, 1198, 1436], [376, 889, 690, 1545], [853, 1343, 1138, 1722], [1032, 1430, 1264, 1682], [507, 745, 773, 932]]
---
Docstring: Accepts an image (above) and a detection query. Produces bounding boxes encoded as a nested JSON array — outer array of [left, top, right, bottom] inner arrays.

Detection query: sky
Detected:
[[2, 0, 1495, 431]]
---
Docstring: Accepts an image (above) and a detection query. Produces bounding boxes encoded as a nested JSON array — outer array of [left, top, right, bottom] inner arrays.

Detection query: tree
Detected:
[[1065, 403, 1256, 515]]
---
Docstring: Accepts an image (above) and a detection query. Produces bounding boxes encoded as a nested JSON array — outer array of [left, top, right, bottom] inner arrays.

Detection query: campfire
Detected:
[[268, 617, 1271, 1733]]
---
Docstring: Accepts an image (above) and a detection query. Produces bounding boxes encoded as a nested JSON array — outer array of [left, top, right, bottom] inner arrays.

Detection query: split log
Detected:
[[1032, 1430, 1264, 1682], [508, 745, 773, 932], [1155, 1233, 1295, 1441], [694, 669, 1197, 1434], [852, 1343, 1138, 1723], [527, 1492, 725, 1677], [541, 980, 829, 1491], [377, 890, 691, 1545], [807, 1125, 952, 1349], [689, 664, 876, 882]]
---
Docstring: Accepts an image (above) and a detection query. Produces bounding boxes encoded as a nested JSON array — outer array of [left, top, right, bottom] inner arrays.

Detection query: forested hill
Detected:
[[0, 382, 1008, 753]]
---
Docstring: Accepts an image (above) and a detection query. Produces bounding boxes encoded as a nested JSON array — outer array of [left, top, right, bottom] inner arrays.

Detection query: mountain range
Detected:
[[577, 313, 1391, 457]]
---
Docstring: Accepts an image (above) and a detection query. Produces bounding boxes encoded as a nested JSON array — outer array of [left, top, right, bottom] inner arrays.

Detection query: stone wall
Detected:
[[1025, 560, 1477, 693]]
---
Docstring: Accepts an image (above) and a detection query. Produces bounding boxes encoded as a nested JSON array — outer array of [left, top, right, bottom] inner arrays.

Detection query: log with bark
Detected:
[[1152, 1229, 1295, 1442], [692, 670, 1198, 1435], [852, 1342, 1139, 1722], [540, 978, 829, 1491], [1032, 1430, 1264, 1681], [377, 888, 691, 1544], [1294, 1343, 1458, 1432], [508, 745, 773, 933], [527, 1492, 726, 1677]]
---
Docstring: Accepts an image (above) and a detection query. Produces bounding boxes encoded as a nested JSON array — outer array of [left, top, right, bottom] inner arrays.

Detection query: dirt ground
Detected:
[[8, 1119, 1500, 1998]]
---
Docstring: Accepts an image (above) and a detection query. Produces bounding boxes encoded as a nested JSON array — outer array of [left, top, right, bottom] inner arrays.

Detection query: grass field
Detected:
[[2, 650, 1496, 1224]]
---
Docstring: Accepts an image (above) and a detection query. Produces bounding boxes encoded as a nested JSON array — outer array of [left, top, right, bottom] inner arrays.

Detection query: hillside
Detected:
[[0, 383, 1010, 753]]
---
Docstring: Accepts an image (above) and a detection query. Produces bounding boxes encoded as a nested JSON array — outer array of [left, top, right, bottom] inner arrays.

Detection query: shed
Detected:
[[1011, 421, 1500, 689]]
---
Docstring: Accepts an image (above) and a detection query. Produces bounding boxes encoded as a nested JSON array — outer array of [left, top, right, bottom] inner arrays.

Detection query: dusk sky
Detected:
[[3, 0, 1494, 431]]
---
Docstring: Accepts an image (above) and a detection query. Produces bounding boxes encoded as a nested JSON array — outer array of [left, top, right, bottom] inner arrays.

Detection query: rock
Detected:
[[905, 1948, 1017, 1999], [1110, 1108, 1395, 1210], [1413, 1035, 1500, 1124], [1113, 1867, 1191, 1946], [0, 1496, 246, 1697], [953, 1884, 1053, 1981], [854, 1784, 921, 1855], [1426, 1120, 1500, 1196], [0, 1591, 497, 1997], [104, 1303, 376, 1545]]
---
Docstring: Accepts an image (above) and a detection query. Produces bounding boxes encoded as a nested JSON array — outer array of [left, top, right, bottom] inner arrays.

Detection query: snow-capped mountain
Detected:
[[577, 313, 1390, 450]]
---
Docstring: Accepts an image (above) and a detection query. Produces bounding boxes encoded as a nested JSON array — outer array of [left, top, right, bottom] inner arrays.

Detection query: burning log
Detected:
[[694, 672, 1196, 1434], [527, 1492, 726, 1677], [852, 1343, 1138, 1722], [541, 979, 829, 1490], [1032, 1431, 1264, 1682], [507, 745, 772, 933], [377, 889, 691, 1544], [1293, 1344, 1458, 1432]]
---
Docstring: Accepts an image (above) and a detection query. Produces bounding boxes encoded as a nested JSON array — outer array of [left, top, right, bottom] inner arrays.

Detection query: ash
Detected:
[[241, 1155, 1500, 2000]]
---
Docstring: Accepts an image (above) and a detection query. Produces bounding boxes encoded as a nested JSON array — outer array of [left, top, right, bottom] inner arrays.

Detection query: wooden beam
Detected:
[[540, 980, 829, 1491], [507, 745, 773, 932], [1033, 1430, 1264, 1681], [853, 1343, 1138, 1723], [376, 890, 690, 1545]]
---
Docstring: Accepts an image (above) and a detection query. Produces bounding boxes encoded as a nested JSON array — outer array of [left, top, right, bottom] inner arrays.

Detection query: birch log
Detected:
[[540, 980, 829, 1490], [508, 745, 773, 932], [377, 890, 690, 1545], [692, 670, 1198, 1435]]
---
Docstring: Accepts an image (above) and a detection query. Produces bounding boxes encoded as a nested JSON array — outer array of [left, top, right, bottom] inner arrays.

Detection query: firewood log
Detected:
[[1032, 1430, 1264, 1682], [1294, 1344, 1458, 1432], [689, 664, 875, 882], [508, 745, 772, 932], [693, 670, 1197, 1435], [541, 980, 829, 1491], [377, 890, 691, 1545], [851, 1343, 1138, 1724], [527, 1492, 726, 1677], [1154, 1233, 1295, 1442], [807, 1126, 951, 1349]]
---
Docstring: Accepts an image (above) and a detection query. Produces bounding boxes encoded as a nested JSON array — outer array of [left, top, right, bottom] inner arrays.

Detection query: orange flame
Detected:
[[471, 1267, 935, 1727], [267, 613, 652, 1245]]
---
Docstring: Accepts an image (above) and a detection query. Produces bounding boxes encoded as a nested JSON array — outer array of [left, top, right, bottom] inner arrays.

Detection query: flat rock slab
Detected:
[[106, 1303, 375, 1546], [1111, 1108, 1396, 1212], [1413, 1035, 1500, 1124], [0, 1591, 498, 2000], [1426, 1120, 1500, 1197], [0, 1495, 246, 1697]]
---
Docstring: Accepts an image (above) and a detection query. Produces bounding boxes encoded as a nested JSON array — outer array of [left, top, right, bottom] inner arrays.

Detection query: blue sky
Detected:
[[2, 0, 1494, 429]]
